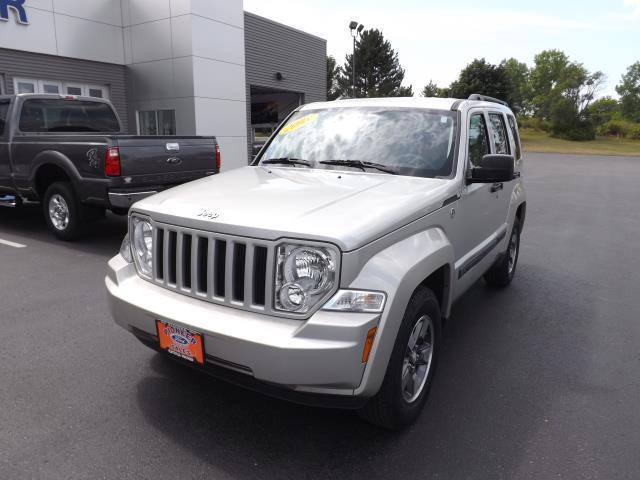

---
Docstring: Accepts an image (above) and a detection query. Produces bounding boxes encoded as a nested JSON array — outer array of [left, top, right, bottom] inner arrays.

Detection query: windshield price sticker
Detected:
[[279, 113, 318, 135]]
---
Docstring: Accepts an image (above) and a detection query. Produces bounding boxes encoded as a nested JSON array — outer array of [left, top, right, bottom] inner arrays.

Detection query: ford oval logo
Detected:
[[170, 334, 189, 346], [166, 157, 182, 166]]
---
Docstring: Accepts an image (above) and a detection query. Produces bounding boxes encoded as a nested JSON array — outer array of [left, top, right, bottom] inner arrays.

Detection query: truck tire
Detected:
[[484, 218, 521, 288], [358, 286, 441, 430], [43, 182, 82, 241]]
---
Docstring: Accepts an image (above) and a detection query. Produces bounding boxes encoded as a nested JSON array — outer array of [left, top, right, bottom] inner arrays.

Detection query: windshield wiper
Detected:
[[261, 157, 313, 167], [319, 160, 397, 174]]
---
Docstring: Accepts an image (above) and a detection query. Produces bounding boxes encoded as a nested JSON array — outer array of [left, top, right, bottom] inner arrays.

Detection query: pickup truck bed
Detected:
[[0, 94, 219, 239]]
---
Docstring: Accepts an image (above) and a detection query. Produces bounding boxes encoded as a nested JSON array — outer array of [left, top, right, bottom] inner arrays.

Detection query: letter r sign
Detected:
[[0, 0, 28, 25]]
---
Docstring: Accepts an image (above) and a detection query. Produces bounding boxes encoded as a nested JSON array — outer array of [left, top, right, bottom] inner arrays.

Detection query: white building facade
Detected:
[[0, 0, 327, 170]]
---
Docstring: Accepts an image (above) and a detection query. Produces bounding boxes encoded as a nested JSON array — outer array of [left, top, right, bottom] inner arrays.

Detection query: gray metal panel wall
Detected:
[[0, 48, 130, 133], [244, 12, 327, 157]]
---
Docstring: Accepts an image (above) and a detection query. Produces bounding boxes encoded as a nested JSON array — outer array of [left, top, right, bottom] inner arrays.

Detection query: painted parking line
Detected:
[[0, 238, 26, 249]]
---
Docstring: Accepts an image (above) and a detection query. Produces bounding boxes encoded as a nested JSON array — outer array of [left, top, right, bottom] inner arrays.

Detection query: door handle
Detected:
[[490, 183, 504, 193]]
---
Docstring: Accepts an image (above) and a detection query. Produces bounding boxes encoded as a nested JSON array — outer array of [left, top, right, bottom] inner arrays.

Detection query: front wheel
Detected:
[[358, 286, 441, 430], [43, 182, 82, 241]]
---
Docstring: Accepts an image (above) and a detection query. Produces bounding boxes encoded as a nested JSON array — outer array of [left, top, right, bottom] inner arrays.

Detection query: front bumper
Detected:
[[106, 255, 380, 402]]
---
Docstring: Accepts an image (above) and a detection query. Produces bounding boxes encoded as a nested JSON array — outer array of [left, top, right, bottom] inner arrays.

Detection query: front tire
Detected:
[[358, 287, 441, 430], [43, 182, 82, 241], [484, 218, 521, 288]]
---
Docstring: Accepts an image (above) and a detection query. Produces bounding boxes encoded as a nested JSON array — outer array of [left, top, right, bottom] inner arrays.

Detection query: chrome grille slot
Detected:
[[232, 243, 246, 302], [214, 240, 226, 298], [196, 237, 208, 294], [150, 222, 275, 313], [252, 246, 268, 306], [154, 228, 165, 281], [181, 234, 192, 289], [167, 230, 177, 285]]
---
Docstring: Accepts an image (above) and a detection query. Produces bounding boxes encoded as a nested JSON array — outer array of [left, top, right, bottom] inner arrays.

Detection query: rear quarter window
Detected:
[[507, 114, 522, 160], [489, 113, 510, 155], [19, 99, 120, 133]]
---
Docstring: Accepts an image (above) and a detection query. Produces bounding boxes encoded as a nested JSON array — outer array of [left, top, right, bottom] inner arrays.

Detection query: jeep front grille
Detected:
[[151, 223, 273, 312]]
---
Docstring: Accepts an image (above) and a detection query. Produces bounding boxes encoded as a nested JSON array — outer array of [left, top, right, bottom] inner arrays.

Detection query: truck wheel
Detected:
[[484, 218, 521, 288], [358, 286, 441, 430], [43, 182, 82, 241]]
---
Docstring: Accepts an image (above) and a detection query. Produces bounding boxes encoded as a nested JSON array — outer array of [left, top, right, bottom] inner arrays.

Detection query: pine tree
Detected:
[[337, 29, 412, 98]]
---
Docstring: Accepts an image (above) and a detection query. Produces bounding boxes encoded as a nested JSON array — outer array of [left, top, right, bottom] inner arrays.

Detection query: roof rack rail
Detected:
[[467, 94, 508, 107]]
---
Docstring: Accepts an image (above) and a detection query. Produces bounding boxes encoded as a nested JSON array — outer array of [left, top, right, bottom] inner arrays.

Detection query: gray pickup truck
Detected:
[[0, 94, 219, 239]]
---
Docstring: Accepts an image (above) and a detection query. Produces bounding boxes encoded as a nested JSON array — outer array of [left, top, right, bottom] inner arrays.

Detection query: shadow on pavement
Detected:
[[134, 258, 598, 479], [0, 204, 127, 258]]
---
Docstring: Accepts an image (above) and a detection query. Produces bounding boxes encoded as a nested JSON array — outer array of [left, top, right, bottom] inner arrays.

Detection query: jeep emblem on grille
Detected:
[[197, 209, 219, 219]]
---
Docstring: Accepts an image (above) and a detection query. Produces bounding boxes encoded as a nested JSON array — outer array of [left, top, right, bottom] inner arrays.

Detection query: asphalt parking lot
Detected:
[[1, 152, 640, 480]]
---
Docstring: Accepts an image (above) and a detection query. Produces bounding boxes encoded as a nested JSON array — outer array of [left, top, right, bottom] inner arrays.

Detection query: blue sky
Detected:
[[243, 0, 640, 98]]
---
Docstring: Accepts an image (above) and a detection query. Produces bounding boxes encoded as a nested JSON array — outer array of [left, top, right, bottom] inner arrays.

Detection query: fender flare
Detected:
[[29, 151, 83, 195], [348, 227, 455, 397]]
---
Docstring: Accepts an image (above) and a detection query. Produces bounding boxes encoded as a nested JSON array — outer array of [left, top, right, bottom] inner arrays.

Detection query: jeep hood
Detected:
[[132, 166, 455, 251]]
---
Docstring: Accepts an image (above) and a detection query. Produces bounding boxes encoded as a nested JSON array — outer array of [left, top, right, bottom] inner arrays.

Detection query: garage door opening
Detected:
[[250, 86, 303, 157]]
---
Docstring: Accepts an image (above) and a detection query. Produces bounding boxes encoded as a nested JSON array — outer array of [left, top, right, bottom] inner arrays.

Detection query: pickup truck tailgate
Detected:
[[115, 137, 216, 178]]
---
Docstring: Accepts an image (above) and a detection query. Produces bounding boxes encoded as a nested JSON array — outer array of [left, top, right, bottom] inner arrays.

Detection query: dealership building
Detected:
[[0, 0, 327, 170]]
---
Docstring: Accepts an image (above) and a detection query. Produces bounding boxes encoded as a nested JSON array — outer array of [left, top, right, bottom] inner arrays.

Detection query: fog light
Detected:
[[279, 283, 307, 311]]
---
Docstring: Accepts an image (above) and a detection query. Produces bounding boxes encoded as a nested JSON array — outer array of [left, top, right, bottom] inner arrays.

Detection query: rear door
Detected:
[[115, 137, 216, 183], [487, 111, 515, 222]]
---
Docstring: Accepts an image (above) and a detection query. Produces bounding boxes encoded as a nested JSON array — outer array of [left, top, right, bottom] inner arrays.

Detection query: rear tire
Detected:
[[358, 287, 441, 430], [43, 182, 82, 241], [484, 218, 521, 288]]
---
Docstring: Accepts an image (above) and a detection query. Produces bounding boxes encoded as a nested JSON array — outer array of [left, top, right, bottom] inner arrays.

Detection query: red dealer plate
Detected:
[[156, 320, 204, 365]]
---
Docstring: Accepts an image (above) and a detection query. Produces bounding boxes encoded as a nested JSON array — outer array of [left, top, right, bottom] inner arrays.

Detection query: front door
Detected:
[[453, 109, 507, 296]]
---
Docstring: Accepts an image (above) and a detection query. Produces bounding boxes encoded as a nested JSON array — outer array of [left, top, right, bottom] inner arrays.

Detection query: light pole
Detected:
[[349, 21, 364, 98]]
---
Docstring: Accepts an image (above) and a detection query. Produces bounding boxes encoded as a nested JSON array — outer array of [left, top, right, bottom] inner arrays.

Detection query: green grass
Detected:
[[521, 128, 640, 157]]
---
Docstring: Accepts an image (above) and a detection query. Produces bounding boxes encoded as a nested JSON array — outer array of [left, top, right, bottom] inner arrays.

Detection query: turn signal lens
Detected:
[[322, 290, 386, 313], [215, 143, 221, 171], [362, 327, 378, 363], [105, 147, 121, 177]]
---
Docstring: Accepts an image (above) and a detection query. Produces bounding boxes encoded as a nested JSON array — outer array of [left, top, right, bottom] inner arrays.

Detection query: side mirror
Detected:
[[468, 154, 514, 183]]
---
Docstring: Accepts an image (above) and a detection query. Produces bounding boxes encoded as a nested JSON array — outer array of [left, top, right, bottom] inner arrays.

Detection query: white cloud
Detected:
[[624, 0, 640, 15]]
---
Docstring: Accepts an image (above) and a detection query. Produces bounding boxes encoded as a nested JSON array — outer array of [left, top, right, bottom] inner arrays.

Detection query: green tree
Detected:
[[584, 97, 620, 127], [500, 58, 530, 115], [326, 55, 340, 100], [529, 49, 605, 140], [616, 61, 640, 122], [448, 58, 512, 104], [421, 80, 439, 97], [337, 29, 413, 98]]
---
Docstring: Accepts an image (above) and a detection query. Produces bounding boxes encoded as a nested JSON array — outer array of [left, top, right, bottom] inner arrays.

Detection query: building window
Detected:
[[64, 83, 84, 96], [15, 79, 36, 94], [13, 78, 109, 99], [138, 110, 176, 135]]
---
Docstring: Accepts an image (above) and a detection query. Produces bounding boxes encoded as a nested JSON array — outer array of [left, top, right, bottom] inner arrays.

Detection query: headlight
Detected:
[[322, 290, 386, 313], [120, 234, 133, 263], [275, 244, 338, 313], [131, 215, 153, 278]]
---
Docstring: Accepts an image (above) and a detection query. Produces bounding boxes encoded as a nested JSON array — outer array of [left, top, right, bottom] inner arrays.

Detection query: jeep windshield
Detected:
[[257, 107, 458, 178]]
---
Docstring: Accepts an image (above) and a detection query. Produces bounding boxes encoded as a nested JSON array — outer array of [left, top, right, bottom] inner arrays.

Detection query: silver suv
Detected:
[[106, 95, 527, 430]]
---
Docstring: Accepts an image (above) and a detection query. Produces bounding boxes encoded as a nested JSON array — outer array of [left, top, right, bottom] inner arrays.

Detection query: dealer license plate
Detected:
[[156, 320, 204, 365]]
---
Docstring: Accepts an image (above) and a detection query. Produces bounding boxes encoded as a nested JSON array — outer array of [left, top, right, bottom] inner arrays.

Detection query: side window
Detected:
[[489, 113, 510, 154], [468, 113, 490, 168], [0, 100, 10, 135], [507, 115, 522, 160]]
